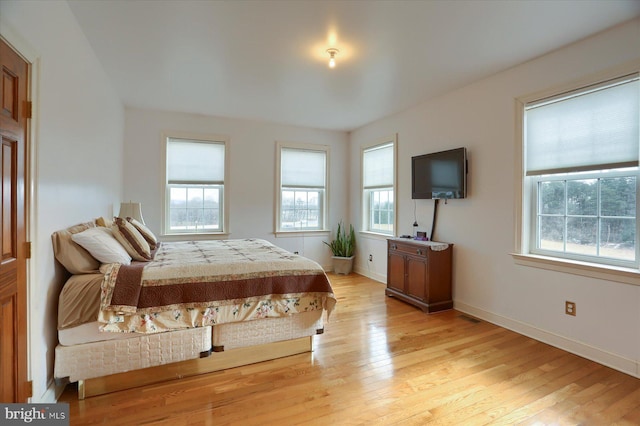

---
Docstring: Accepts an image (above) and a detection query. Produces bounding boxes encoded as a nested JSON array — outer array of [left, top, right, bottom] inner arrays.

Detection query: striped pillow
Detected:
[[126, 217, 158, 250], [111, 217, 152, 261]]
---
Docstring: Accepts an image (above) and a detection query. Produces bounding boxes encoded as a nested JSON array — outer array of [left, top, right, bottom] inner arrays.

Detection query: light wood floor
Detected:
[[59, 273, 640, 425]]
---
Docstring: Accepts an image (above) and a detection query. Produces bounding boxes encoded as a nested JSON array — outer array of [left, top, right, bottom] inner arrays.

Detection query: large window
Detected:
[[362, 137, 396, 235], [276, 143, 328, 232], [523, 74, 639, 268], [164, 136, 227, 235]]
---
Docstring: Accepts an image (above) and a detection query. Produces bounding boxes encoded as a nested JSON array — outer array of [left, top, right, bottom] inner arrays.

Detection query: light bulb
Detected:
[[326, 48, 339, 69]]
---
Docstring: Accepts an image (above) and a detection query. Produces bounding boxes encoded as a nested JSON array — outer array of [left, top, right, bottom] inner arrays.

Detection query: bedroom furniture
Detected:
[[386, 238, 453, 313], [52, 220, 335, 398]]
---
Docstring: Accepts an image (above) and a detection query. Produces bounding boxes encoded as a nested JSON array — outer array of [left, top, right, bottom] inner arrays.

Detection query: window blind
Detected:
[[281, 148, 326, 188], [167, 138, 225, 184], [364, 143, 394, 188], [525, 76, 639, 176]]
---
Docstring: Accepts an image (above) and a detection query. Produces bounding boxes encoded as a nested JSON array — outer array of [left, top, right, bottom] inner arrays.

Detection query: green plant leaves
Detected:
[[323, 220, 355, 257]]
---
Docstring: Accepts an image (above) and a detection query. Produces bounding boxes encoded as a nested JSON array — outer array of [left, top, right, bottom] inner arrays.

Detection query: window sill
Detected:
[[359, 231, 394, 240], [511, 253, 640, 286], [274, 230, 330, 238]]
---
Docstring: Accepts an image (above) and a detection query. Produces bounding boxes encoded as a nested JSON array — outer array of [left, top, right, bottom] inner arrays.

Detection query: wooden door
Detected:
[[0, 38, 29, 402]]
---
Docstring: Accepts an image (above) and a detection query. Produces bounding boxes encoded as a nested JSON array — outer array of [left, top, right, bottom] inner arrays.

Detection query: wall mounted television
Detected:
[[411, 147, 468, 199]]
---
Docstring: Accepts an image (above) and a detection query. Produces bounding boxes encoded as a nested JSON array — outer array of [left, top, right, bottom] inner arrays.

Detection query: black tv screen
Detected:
[[412, 147, 467, 199]]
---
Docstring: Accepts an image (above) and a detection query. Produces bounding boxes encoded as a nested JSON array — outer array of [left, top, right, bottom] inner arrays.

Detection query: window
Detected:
[[362, 137, 397, 235], [523, 74, 639, 268], [164, 136, 227, 235], [276, 143, 328, 232]]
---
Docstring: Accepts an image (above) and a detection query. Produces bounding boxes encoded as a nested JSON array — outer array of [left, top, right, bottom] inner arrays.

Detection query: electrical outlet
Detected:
[[368, 254, 373, 262], [565, 301, 576, 316]]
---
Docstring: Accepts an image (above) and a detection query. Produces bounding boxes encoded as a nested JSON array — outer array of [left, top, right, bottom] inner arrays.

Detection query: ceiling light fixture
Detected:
[[326, 48, 339, 68]]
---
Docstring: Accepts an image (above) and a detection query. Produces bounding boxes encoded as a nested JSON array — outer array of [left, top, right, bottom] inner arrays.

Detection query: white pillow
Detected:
[[71, 227, 132, 265]]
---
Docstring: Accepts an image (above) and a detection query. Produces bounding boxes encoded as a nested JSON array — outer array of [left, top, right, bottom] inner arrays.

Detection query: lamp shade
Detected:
[[118, 202, 145, 224]]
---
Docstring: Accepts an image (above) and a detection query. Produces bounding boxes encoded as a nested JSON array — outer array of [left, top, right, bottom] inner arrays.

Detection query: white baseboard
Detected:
[[353, 265, 386, 283], [33, 380, 65, 403], [454, 301, 639, 379]]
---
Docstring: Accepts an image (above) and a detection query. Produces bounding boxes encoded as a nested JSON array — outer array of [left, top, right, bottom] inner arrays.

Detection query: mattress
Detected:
[[54, 326, 212, 382], [59, 310, 324, 348], [213, 310, 324, 351], [58, 321, 145, 346], [55, 311, 323, 383]]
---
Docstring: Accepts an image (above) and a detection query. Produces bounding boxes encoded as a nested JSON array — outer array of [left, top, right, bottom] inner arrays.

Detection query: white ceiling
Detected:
[[68, 0, 640, 132]]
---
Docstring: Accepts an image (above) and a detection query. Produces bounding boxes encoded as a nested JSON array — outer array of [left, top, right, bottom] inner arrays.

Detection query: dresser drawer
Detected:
[[388, 241, 428, 258]]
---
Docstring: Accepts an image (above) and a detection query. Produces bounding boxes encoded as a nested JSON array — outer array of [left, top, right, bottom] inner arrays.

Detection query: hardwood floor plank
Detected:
[[59, 273, 640, 425]]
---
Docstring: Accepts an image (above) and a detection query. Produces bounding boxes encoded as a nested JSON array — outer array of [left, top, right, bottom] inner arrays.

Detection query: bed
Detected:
[[52, 219, 336, 398]]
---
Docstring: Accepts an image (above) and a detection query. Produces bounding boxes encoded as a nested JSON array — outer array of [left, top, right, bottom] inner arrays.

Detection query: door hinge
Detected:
[[24, 241, 31, 259], [25, 380, 32, 398], [24, 101, 32, 119]]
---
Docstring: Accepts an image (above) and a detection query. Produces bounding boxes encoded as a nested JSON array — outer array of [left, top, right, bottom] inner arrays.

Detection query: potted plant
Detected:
[[324, 221, 356, 274]]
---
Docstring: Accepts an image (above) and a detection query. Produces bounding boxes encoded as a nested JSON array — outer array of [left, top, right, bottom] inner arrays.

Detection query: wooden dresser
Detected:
[[386, 238, 453, 313]]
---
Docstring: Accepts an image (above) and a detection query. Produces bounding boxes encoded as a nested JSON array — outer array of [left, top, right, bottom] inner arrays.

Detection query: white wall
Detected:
[[350, 18, 640, 377], [1, 1, 124, 402], [123, 108, 349, 269]]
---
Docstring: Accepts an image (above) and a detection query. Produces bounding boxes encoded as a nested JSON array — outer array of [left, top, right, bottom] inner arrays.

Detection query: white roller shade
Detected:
[[281, 148, 326, 188], [525, 76, 639, 176], [364, 143, 394, 188], [167, 138, 225, 184]]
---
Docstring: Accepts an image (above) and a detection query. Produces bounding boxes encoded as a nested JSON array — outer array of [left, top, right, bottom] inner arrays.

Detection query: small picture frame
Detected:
[[415, 231, 428, 241]]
